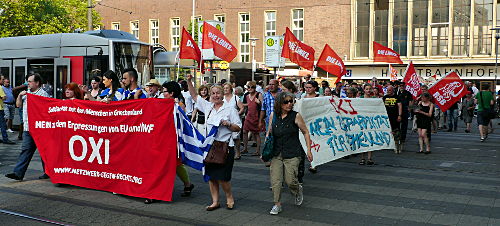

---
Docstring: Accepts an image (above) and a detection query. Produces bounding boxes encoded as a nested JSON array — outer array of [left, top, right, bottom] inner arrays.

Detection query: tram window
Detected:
[[14, 66, 25, 87], [84, 55, 109, 86], [29, 59, 55, 97], [114, 43, 152, 87]]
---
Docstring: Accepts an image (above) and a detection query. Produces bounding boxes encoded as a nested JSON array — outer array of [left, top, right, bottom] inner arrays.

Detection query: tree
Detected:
[[186, 20, 200, 44], [0, 0, 101, 38]]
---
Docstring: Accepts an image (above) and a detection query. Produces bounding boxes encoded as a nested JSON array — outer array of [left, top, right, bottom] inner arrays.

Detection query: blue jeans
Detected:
[[0, 110, 9, 141], [13, 131, 44, 179], [447, 109, 458, 131]]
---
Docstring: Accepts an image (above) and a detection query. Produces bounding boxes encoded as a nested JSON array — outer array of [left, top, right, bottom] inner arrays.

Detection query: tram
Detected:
[[0, 30, 153, 99]]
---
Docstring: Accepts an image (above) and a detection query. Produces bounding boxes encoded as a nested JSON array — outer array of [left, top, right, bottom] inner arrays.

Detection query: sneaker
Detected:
[[6, 129, 14, 133], [480, 137, 485, 142], [295, 184, 303, 206], [5, 173, 22, 181], [269, 205, 282, 215]]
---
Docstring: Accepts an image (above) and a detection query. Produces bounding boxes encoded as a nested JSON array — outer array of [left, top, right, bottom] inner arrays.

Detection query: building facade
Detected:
[[96, 0, 500, 85]]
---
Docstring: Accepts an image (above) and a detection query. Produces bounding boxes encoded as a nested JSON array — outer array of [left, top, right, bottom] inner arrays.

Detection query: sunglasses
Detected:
[[283, 99, 294, 104], [248, 86, 256, 89]]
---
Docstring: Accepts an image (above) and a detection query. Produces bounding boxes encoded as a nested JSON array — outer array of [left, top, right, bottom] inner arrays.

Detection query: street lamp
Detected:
[[250, 37, 259, 81], [490, 27, 500, 93]]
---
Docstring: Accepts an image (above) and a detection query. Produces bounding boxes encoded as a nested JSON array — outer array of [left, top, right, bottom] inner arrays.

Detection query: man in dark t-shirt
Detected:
[[396, 81, 413, 150], [383, 85, 403, 153]]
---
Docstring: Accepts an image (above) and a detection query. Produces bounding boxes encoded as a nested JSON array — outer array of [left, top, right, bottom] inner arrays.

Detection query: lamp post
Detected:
[[490, 27, 500, 93], [249, 38, 259, 81]]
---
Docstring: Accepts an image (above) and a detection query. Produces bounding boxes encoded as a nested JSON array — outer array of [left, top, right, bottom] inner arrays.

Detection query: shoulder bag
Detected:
[[203, 108, 229, 164], [261, 114, 276, 162]]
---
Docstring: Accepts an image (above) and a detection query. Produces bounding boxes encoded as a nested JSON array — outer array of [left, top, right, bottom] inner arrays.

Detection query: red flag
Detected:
[[428, 72, 467, 112], [29, 95, 178, 201], [180, 27, 202, 63], [402, 61, 422, 99], [389, 64, 398, 81], [373, 41, 404, 64], [317, 44, 346, 81], [201, 22, 237, 62], [281, 27, 315, 70]]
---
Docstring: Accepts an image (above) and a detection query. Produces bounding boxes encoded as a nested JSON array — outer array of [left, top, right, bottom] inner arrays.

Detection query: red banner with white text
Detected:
[[373, 41, 403, 64], [202, 22, 237, 62], [28, 94, 177, 201], [281, 27, 315, 70], [403, 61, 422, 99], [180, 27, 203, 69], [316, 44, 346, 84], [428, 72, 467, 112]]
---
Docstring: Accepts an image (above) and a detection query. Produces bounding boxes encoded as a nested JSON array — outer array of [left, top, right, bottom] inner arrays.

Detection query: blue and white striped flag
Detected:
[[174, 105, 217, 181]]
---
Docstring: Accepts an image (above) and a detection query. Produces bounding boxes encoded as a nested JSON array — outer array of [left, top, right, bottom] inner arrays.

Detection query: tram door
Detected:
[[54, 58, 70, 99], [13, 59, 27, 87], [0, 60, 12, 82]]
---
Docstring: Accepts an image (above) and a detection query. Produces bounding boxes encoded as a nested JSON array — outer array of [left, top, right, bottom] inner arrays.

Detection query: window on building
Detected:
[[374, 2, 389, 47], [265, 11, 276, 36], [355, 0, 370, 57], [474, 0, 493, 55], [430, 0, 449, 56], [150, 20, 159, 45], [130, 21, 139, 39], [292, 9, 304, 41], [393, 1, 407, 56], [214, 14, 225, 23], [239, 13, 250, 62], [412, 0, 428, 56], [171, 18, 180, 52], [452, 1, 471, 56], [112, 22, 120, 30]]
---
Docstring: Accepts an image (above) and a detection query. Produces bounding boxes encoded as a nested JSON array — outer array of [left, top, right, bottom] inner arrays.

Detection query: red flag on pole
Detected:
[[389, 64, 398, 81], [281, 27, 315, 70], [428, 72, 467, 112], [402, 61, 422, 99], [373, 41, 404, 64], [316, 44, 346, 84], [201, 22, 237, 62], [179, 27, 203, 68]]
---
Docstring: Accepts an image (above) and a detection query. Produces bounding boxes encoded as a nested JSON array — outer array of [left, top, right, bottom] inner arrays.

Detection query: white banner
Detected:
[[298, 97, 395, 168]]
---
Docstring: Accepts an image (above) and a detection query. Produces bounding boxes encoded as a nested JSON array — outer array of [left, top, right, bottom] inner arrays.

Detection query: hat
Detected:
[[146, 79, 161, 87]]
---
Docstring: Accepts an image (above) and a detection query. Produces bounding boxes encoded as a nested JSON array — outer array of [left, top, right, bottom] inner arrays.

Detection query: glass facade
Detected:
[[354, 0, 497, 59]]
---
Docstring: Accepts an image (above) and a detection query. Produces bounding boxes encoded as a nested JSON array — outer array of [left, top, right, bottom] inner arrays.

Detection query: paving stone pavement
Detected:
[[0, 119, 498, 225]]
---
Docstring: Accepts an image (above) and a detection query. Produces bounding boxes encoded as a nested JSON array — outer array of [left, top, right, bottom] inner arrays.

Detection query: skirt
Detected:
[[205, 147, 235, 181]]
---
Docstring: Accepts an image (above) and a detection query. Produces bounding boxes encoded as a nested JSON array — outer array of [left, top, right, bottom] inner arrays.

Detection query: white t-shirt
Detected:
[[195, 96, 242, 147], [182, 91, 194, 115], [256, 85, 264, 94], [23, 88, 50, 131]]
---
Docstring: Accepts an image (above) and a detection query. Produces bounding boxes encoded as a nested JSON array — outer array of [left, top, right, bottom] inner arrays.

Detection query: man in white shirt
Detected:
[[5, 73, 50, 181]]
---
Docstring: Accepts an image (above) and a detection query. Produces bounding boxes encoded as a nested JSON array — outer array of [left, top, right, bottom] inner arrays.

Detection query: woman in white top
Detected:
[[222, 83, 244, 160], [187, 75, 242, 211]]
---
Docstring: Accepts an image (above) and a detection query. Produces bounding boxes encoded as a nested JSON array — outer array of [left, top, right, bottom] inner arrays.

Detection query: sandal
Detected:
[[206, 203, 221, 211], [308, 167, 318, 174], [144, 199, 156, 204], [226, 203, 234, 210], [181, 184, 194, 197], [366, 159, 374, 165], [358, 159, 366, 165]]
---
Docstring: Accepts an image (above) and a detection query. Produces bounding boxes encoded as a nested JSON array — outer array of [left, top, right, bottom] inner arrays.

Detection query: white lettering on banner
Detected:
[[53, 167, 142, 184], [405, 73, 421, 97], [326, 56, 344, 69], [433, 82, 464, 105], [377, 50, 398, 57], [287, 41, 310, 60], [207, 32, 233, 51], [69, 135, 110, 164], [186, 40, 194, 48]]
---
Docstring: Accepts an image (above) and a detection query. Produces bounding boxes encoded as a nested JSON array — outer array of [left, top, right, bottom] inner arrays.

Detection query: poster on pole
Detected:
[[298, 97, 395, 168], [265, 35, 285, 68], [198, 20, 224, 61]]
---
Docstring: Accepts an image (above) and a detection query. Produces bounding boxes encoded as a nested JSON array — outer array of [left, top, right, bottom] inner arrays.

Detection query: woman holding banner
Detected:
[[187, 75, 241, 211], [266, 92, 313, 215], [64, 83, 84, 100], [415, 93, 434, 154], [86, 70, 122, 102]]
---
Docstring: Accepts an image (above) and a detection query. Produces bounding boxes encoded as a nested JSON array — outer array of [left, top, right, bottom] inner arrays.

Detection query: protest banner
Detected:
[[373, 41, 403, 64], [281, 27, 315, 70], [316, 44, 346, 84], [428, 71, 467, 112], [298, 97, 395, 168], [202, 21, 237, 62], [180, 27, 203, 68], [403, 61, 422, 99], [28, 94, 178, 201]]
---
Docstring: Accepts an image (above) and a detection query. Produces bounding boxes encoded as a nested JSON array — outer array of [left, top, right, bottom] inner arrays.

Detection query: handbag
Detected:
[[261, 114, 276, 162], [204, 141, 229, 164]]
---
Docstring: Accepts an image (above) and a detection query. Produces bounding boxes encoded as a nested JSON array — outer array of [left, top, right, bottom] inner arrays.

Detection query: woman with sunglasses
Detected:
[[266, 92, 312, 215]]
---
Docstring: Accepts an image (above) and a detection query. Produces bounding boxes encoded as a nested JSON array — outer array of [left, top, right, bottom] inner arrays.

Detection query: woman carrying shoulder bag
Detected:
[[266, 92, 313, 215], [187, 75, 241, 211]]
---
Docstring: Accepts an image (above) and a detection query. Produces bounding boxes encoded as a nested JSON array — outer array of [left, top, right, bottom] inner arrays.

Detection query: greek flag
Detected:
[[174, 105, 217, 181]]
